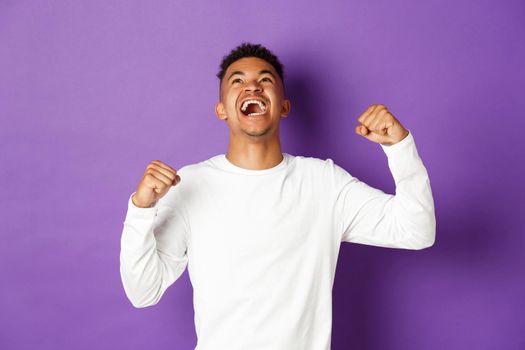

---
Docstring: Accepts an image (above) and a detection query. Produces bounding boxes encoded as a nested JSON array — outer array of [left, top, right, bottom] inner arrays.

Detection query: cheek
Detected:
[[223, 93, 237, 111], [271, 94, 284, 110], [228, 99, 238, 113]]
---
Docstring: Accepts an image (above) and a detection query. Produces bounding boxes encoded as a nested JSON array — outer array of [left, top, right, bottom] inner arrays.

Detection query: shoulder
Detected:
[[159, 159, 208, 205], [175, 157, 213, 177], [296, 154, 358, 186], [288, 155, 357, 198], [291, 154, 331, 169], [292, 154, 344, 172], [291, 154, 353, 182]]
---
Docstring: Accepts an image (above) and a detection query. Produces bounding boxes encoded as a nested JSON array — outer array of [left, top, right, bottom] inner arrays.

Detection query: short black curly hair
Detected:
[[217, 42, 285, 86]]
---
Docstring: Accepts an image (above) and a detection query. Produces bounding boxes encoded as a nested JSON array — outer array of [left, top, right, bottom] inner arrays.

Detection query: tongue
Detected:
[[246, 103, 263, 114]]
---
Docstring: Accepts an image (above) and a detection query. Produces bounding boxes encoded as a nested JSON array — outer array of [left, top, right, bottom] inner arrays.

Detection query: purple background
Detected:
[[1, 1, 524, 349]]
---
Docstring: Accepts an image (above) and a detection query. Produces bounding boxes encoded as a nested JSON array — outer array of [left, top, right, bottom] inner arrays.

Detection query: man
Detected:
[[120, 42, 435, 350]]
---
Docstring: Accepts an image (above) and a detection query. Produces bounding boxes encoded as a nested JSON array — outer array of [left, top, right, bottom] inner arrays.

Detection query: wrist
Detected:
[[131, 193, 152, 208], [386, 129, 409, 146]]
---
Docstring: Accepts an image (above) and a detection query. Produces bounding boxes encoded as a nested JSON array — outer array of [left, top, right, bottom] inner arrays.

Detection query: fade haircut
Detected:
[[217, 42, 285, 92]]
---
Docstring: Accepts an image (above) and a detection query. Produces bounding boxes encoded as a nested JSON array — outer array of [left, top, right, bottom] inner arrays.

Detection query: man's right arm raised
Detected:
[[119, 160, 189, 308]]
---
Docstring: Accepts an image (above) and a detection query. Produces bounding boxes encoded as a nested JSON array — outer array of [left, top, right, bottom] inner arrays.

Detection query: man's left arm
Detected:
[[336, 104, 436, 250]]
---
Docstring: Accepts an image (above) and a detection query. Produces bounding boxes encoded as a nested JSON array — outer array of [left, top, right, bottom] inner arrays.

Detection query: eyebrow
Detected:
[[227, 69, 276, 81]]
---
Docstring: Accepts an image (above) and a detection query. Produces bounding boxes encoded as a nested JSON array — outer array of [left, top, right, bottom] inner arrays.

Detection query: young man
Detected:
[[120, 43, 436, 350]]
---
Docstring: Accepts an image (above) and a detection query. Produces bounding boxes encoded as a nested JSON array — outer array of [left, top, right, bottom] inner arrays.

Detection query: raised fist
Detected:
[[355, 104, 409, 146], [132, 160, 181, 208]]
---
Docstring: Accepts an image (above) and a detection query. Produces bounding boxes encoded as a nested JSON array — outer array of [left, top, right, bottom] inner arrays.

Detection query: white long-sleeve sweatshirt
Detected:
[[120, 130, 435, 350]]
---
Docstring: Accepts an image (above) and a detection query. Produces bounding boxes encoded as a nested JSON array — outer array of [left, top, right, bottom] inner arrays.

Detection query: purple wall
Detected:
[[1, 1, 524, 349]]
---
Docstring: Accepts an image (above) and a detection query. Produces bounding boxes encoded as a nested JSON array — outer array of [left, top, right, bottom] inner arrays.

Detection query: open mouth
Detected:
[[240, 99, 268, 116]]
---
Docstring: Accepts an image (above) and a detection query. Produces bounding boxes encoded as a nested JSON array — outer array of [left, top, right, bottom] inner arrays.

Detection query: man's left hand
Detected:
[[355, 104, 409, 146]]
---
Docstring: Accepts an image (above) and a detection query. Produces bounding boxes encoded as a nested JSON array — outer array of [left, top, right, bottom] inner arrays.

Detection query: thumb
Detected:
[[355, 124, 388, 144], [355, 124, 369, 136]]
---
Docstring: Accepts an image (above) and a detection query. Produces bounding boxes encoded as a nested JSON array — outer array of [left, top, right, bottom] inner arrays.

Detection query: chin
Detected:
[[241, 126, 273, 137], [243, 125, 268, 134]]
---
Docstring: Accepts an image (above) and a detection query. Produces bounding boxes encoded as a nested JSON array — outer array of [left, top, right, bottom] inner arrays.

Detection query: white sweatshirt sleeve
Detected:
[[120, 188, 190, 308], [334, 130, 436, 250]]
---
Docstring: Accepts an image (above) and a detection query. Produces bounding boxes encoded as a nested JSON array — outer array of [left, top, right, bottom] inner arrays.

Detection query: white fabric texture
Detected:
[[120, 130, 435, 350]]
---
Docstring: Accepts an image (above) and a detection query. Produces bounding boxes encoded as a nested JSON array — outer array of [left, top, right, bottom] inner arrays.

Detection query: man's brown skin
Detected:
[[132, 160, 180, 208], [355, 104, 410, 146], [214, 57, 292, 170], [132, 57, 409, 208]]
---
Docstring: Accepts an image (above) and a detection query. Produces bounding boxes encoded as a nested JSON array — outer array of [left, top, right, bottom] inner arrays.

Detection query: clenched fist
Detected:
[[132, 160, 181, 208], [355, 104, 409, 146]]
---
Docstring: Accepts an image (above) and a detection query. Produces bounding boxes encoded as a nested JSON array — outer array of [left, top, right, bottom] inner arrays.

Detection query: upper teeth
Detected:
[[241, 99, 267, 112]]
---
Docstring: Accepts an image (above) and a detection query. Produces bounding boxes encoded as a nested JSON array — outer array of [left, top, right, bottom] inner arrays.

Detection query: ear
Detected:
[[280, 99, 291, 118], [215, 102, 228, 120]]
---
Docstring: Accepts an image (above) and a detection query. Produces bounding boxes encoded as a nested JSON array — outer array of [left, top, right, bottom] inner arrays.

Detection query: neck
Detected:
[[225, 135, 283, 170]]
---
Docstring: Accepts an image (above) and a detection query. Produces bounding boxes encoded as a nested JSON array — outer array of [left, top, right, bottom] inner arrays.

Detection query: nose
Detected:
[[244, 80, 263, 92]]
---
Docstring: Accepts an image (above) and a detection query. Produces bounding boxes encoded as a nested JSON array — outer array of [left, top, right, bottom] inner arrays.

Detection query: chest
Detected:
[[185, 177, 333, 280]]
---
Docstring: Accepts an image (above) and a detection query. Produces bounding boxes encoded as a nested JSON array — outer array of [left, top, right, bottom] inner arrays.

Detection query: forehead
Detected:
[[224, 57, 277, 77]]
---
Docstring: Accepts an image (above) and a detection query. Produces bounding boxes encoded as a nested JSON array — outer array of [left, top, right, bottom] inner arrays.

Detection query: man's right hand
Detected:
[[132, 160, 181, 208]]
